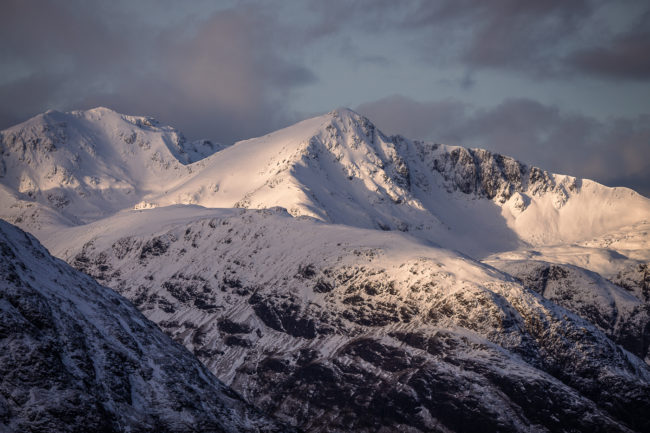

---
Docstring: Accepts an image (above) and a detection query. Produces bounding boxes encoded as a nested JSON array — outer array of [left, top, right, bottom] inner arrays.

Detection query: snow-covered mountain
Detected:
[[46, 206, 650, 432], [0, 219, 290, 432], [0, 107, 222, 232], [2, 107, 650, 432], [2, 108, 648, 257], [139, 108, 648, 256]]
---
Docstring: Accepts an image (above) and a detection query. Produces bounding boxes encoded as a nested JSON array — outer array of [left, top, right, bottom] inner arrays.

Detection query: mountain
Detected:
[[0, 219, 290, 433], [2, 108, 648, 257], [144, 108, 650, 256], [48, 206, 650, 432], [2, 107, 650, 432], [0, 107, 222, 233]]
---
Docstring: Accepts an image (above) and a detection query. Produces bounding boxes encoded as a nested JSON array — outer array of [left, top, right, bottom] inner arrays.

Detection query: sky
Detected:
[[1, 0, 649, 196]]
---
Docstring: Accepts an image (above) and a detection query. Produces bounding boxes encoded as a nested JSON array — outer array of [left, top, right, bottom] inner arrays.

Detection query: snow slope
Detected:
[[0, 218, 290, 433], [51, 206, 650, 433], [0, 107, 222, 234]]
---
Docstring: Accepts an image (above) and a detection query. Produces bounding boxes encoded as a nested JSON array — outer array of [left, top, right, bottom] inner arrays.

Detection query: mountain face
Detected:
[[2, 107, 650, 432], [48, 206, 650, 433], [0, 219, 289, 433], [0, 107, 222, 232]]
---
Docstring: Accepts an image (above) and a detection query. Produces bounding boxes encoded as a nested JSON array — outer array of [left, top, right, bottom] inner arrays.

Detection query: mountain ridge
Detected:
[[3, 107, 648, 257], [49, 205, 650, 432]]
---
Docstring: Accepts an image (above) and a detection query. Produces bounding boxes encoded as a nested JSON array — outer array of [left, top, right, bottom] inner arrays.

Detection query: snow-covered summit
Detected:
[[149, 107, 650, 256]]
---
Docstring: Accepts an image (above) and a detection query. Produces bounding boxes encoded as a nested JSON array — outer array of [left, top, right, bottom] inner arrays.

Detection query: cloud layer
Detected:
[[0, 1, 314, 144]]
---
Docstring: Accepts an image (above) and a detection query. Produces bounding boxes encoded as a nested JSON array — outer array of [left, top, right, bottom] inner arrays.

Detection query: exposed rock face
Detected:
[[0, 219, 291, 433], [427, 144, 573, 203], [490, 259, 650, 364], [61, 209, 650, 433]]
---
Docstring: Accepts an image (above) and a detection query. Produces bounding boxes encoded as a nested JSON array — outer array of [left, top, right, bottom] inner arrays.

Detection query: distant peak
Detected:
[[87, 106, 114, 113]]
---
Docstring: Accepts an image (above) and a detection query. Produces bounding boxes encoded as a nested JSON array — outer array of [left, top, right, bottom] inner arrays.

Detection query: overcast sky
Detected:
[[2, 0, 649, 195]]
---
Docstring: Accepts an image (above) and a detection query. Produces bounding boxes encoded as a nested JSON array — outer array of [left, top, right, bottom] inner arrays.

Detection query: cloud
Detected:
[[567, 12, 650, 80], [0, 1, 315, 143], [357, 95, 650, 197], [402, 0, 592, 76], [1, 0, 648, 159], [303, 0, 650, 82]]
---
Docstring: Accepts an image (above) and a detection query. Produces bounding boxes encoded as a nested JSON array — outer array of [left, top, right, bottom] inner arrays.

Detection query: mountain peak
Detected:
[[0, 107, 222, 232]]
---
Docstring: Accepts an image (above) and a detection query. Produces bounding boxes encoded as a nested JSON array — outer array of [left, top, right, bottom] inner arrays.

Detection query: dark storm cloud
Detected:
[[357, 96, 650, 197], [0, 1, 315, 143], [104, 7, 316, 142]]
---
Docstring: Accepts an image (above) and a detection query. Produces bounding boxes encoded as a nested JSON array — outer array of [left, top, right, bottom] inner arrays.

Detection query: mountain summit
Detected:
[[2, 106, 649, 283], [5, 107, 645, 256]]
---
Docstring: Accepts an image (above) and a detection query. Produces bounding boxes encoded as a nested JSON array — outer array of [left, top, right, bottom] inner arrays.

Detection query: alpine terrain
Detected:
[[0, 219, 290, 432], [1, 107, 649, 432]]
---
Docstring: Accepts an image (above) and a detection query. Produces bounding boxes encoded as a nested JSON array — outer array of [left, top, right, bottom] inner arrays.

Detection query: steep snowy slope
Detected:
[[50, 206, 650, 433], [0, 219, 289, 433], [0, 107, 222, 235], [145, 108, 650, 256]]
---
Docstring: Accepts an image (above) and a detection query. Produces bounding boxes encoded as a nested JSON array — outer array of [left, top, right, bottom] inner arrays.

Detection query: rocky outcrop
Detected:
[[493, 259, 650, 363]]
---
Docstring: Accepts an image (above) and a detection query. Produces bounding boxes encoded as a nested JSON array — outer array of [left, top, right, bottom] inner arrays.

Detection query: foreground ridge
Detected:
[[0, 218, 291, 433]]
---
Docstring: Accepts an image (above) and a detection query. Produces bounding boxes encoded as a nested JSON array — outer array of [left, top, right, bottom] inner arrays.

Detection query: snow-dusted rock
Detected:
[[0, 219, 290, 433], [52, 207, 650, 433]]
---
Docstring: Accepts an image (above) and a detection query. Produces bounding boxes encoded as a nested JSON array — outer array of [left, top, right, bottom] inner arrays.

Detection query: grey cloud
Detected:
[[404, 0, 592, 75], [0, 1, 315, 144], [300, 0, 593, 77], [357, 95, 468, 140], [0, 73, 67, 128], [357, 96, 650, 197], [305, 0, 650, 82], [567, 12, 650, 80]]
